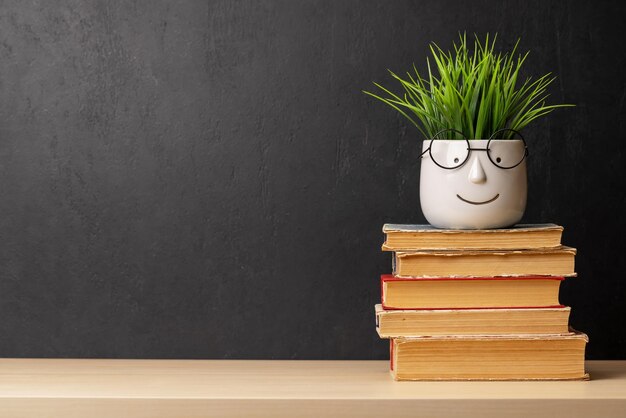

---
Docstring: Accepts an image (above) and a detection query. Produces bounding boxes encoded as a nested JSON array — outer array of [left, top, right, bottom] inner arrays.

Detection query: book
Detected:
[[390, 332, 589, 381], [392, 246, 576, 278], [380, 275, 563, 310], [375, 304, 571, 337], [382, 223, 564, 251]]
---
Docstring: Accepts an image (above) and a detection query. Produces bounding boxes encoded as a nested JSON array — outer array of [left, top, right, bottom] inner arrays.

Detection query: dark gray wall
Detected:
[[0, 0, 624, 359]]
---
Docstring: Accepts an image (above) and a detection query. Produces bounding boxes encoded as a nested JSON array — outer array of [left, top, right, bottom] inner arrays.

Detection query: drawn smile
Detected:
[[456, 193, 500, 205]]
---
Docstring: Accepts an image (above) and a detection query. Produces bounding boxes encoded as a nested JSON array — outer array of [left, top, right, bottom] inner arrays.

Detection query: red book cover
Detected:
[[380, 274, 565, 310]]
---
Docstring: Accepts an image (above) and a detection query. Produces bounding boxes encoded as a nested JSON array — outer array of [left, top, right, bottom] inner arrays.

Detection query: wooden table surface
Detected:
[[0, 359, 624, 417]]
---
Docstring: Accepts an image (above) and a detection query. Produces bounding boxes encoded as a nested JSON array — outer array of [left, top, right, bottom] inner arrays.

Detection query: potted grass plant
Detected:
[[364, 34, 573, 229]]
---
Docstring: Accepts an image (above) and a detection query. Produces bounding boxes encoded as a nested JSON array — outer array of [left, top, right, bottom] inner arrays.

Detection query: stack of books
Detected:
[[375, 224, 589, 381]]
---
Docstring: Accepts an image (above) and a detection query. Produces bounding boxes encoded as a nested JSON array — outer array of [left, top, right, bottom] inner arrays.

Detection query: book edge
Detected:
[[394, 245, 577, 256], [391, 373, 590, 382], [375, 303, 572, 314], [383, 223, 563, 233], [392, 331, 589, 342], [381, 274, 567, 281]]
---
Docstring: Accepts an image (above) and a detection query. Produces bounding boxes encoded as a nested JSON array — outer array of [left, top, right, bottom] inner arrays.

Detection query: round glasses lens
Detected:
[[487, 139, 527, 169], [429, 139, 470, 169]]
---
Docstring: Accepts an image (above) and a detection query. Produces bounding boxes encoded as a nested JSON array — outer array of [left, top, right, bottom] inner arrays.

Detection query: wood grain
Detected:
[[0, 359, 624, 417]]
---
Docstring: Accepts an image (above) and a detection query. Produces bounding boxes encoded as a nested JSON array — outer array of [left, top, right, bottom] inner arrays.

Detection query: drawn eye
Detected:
[[496, 157, 502, 163], [454, 157, 459, 163]]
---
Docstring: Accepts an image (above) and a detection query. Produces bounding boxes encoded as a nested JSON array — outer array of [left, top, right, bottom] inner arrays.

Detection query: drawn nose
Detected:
[[468, 156, 487, 184]]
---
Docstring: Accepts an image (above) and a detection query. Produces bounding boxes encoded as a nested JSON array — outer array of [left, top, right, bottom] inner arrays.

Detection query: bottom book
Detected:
[[390, 332, 589, 381]]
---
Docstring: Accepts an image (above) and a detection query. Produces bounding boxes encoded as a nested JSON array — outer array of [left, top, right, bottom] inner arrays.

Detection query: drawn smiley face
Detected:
[[419, 139, 527, 229]]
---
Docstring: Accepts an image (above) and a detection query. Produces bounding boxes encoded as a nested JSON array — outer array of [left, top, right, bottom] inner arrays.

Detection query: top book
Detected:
[[382, 224, 563, 251]]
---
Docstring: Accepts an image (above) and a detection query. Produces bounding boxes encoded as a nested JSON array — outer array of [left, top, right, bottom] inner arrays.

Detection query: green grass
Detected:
[[364, 34, 573, 139]]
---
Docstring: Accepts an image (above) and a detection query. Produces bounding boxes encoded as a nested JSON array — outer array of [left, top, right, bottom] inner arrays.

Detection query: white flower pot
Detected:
[[419, 139, 527, 229]]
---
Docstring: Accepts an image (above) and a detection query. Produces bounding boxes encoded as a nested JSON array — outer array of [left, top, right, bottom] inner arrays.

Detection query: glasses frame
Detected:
[[420, 128, 529, 170]]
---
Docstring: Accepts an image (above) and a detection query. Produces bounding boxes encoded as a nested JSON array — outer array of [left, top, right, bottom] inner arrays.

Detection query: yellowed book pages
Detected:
[[393, 246, 576, 278], [381, 276, 563, 309], [391, 332, 589, 381], [375, 304, 571, 337], [383, 223, 564, 251]]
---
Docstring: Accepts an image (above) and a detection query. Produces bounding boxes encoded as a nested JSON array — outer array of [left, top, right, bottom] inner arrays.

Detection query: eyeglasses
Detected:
[[420, 129, 529, 170]]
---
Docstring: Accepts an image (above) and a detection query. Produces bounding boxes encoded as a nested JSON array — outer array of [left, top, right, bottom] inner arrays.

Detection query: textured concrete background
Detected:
[[0, 0, 624, 358]]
